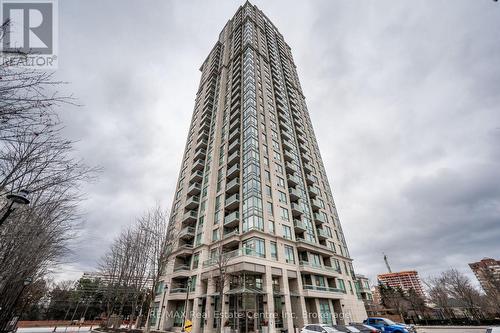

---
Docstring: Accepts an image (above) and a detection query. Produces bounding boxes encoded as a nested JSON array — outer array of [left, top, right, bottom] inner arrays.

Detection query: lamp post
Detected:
[[0, 190, 30, 227]]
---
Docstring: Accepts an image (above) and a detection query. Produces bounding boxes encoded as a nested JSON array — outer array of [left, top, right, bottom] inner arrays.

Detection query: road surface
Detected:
[[18, 327, 92, 333], [417, 327, 490, 333]]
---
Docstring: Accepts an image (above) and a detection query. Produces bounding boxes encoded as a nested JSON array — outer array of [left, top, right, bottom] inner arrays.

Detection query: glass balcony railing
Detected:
[[303, 285, 345, 294]]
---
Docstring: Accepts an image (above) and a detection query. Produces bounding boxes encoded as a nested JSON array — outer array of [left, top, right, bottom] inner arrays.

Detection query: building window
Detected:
[[243, 237, 266, 258], [266, 185, 272, 197], [284, 245, 295, 264], [267, 202, 273, 215], [192, 253, 200, 269], [271, 241, 278, 260], [269, 221, 275, 234], [280, 207, 289, 221], [283, 225, 292, 239], [278, 191, 287, 203]]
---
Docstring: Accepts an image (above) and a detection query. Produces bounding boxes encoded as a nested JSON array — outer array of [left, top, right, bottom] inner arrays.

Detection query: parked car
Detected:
[[486, 328, 500, 333], [333, 324, 361, 332], [363, 318, 410, 333], [349, 323, 382, 333], [301, 324, 342, 333]]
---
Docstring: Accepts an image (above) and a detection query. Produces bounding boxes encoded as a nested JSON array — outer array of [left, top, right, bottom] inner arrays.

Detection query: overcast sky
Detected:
[[52, 0, 500, 285]]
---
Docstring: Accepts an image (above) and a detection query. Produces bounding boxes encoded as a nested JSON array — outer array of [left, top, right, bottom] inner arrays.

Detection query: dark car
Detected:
[[333, 325, 361, 333], [349, 323, 382, 333]]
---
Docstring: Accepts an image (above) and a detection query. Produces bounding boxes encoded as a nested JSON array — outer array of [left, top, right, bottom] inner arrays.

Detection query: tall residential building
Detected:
[[377, 271, 425, 298], [469, 258, 500, 297], [154, 2, 367, 332]]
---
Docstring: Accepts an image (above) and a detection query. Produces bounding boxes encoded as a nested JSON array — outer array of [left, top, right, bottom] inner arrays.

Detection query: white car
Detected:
[[486, 328, 500, 333], [301, 324, 342, 333]]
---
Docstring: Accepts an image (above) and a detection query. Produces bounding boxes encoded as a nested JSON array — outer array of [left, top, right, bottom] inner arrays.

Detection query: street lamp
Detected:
[[0, 190, 30, 227]]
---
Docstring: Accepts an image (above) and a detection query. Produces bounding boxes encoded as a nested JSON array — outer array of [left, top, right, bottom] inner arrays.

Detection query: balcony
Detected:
[[287, 174, 300, 187], [179, 226, 195, 240], [314, 213, 327, 225], [289, 188, 301, 201], [282, 139, 293, 151], [306, 174, 316, 185], [290, 203, 303, 217], [185, 196, 200, 210], [230, 107, 240, 122], [293, 219, 307, 232], [303, 162, 314, 174], [191, 159, 204, 171], [281, 130, 293, 142], [225, 193, 240, 210], [310, 198, 322, 211], [302, 285, 345, 294], [229, 117, 240, 132], [196, 138, 208, 150], [295, 126, 306, 137], [190, 170, 203, 183], [197, 130, 209, 141], [284, 150, 295, 162], [224, 211, 240, 227], [202, 247, 262, 268], [227, 150, 239, 166], [194, 148, 206, 161], [200, 120, 210, 132], [226, 178, 239, 194], [228, 130, 239, 143], [182, 211, 197, 225], [187, 182, 201, 195], [297, 133, 306, 144], [308, 186, 320, 198], [173, 264, 191, 272], [301, 153, 312, 164], [317, 228, 329, 240], [228, 139, 239, 154], [285, 161, 297, 173], [226, 164, 239, 179]]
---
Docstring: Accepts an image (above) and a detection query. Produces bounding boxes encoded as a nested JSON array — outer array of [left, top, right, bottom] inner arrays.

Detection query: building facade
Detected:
[[377, 271, 425, 298], [155, 2, 367, 332], [355, 275, 373, 307], [469, 258, 500, 298]]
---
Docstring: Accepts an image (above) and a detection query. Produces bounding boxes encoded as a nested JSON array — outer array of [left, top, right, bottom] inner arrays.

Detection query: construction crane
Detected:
[[383, 253, 392, 273]]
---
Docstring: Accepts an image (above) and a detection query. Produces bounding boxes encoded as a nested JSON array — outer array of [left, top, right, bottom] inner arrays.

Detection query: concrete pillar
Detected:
[[205, 277, 216, 333], [281, 270, 294, 331], [314, 299, 322, 324], [264, 266, 276, 333]]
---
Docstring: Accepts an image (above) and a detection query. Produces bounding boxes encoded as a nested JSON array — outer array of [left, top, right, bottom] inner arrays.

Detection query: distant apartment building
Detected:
[[154, 2, 367, 332], [81, 271, 153, 290], [469, 258, 500, 297], [377, 271, 425, 298], [355, 274, 373, 304]]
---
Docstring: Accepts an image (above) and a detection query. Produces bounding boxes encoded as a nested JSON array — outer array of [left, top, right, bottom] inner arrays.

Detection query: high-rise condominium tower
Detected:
[[154, 2, 367, 332]]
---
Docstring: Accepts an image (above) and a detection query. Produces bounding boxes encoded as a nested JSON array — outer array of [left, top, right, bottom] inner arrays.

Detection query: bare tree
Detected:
[[0, 21, 96, 329], [211, 241, 232, 333], [98, 206, 175, 329], [140, 206, 177, 332], [425, 269, 485, 321]]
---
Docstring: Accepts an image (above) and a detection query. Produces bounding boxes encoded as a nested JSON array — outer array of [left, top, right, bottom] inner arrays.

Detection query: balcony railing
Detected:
[[173, 264, 190, 272], [179, 226, 195, 239], [224, 211, 240, 227], [202, 247, 261, 267], [303, 285, 345, 294], [293, 219, 307, 231]]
